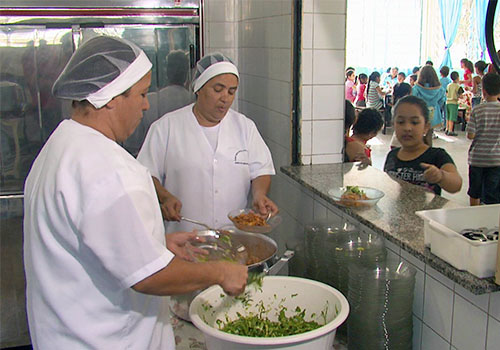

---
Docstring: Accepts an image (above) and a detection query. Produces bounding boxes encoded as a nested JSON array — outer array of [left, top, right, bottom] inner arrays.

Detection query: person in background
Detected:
[[487, 50, 500, 74], [392, 73, 411, 106], [345, 69, 357, 103], [343, 99, 356, 161], [354, 73, 368, 107], [384, 67, 399, 88], [409, 74, 418, 87], [345, 108, 384, 165], [412, 65, 446, 146], [439, 66, 452, 129], [472, 60, 488, 108], [405, 66, 420, 84], [460, 58, 474, 89], [366, 71, 386, 111], [445, 71, 463, 136], [425, 60, 434, 66], [466, 73, 500, 205], [138, 52, 278, 233], [158, 50, 195, 116], [23, 36, 247, 350], [380, 67, 391, 87], [384, 95, 462, 195]]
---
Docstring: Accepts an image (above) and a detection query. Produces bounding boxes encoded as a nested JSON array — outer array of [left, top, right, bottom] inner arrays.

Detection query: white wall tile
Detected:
[[313, 14, 345, 49], [206, 0, 235, 22], [426, 266, 455, 290], [301, 120, 312, 155], [312, 85, 344, 120], [313, 198, 328, 221], [384, 237, 401, 255], [302, 50, 313, 84], [303, 0, 314, 13], [423, 276, 454, 342], [302, 85, 312, 120], [302, 14, 313, 49], [314, 0, 346, 14], [301, 155, 311, 165], [487, 316, 500, 350], [422, 324, 452, 350], [412, 266, 425, 320], [262, 0, 282, 17], [281, 0, 292, 15], [452, 294, 487, 350], [312, 49, 345, 85], [208, 22, 235, 48], [311, 153, 343, 164], [454, 283, 490, 312], [489, 291, 500, 321], [413, 316, 423, 350], [312, 120, 344, 154], [401, 249, 425, 271]]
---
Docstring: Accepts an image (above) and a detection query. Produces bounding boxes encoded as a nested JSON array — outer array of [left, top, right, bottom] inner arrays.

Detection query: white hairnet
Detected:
[[192, 52, 239, 93], [52, 36, 152, 109]]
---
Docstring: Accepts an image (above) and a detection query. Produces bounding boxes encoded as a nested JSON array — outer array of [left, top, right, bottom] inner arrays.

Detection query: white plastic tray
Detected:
[[416, 204, 500, 278]]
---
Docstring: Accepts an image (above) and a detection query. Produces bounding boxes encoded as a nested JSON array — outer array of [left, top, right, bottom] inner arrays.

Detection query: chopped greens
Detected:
[[345, 186, 366, 196], [218, 304, 323, 337]]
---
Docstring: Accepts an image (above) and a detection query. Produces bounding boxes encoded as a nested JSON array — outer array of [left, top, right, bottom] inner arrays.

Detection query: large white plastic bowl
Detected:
[[189, 276, 349, 350]]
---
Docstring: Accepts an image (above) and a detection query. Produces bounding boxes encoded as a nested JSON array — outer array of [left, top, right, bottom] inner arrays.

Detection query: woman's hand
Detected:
[[159, 193, 182, 221], [252, 194, 279, 217], [166, 231, 200, 261]]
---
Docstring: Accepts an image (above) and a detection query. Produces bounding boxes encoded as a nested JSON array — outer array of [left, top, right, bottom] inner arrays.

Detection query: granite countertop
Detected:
[[281, 163, 500, 295]]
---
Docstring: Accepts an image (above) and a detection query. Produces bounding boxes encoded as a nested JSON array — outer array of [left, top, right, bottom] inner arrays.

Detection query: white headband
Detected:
[[193, 61, 239, 93], [87, 50, 152, 109]]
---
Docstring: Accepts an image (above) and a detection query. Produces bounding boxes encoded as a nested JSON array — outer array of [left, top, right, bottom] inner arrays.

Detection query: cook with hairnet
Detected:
[[138, 53, 278, 233], [23, 36, 247, 350]]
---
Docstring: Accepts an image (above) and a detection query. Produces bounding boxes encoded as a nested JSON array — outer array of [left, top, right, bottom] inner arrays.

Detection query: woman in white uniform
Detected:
[[138, 53, 278, 233], [23, 36, 247, 350]]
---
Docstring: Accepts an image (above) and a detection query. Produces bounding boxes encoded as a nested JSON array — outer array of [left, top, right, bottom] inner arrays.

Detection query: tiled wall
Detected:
[[301, 0, 346, 165]]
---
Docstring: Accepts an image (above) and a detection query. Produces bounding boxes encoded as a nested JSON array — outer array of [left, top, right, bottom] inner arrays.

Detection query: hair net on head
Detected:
[[192, 52, 239, 93], [52, 35, 152, 109]]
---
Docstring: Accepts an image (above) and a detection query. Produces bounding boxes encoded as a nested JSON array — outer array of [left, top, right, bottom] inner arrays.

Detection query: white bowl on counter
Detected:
[[189, 276, 349, 350]]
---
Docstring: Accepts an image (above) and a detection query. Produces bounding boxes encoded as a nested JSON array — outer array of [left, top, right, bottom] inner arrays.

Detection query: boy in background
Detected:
[[445, 71, 462, 136], [466, 73, 500, 205], [440, 66, 452, 129]]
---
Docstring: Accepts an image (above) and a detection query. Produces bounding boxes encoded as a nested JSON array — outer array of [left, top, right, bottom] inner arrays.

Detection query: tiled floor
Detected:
[[370, 126, 471, 206]]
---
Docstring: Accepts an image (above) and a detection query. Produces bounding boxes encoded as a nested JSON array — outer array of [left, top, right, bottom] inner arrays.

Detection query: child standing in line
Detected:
[[445, 71, 462, 136], [472, 60, 488, 108], [345, 69, 357, 103], [466, 73, 500, 205], [355, 73, 368, 107], [345, 108, 384, 165], [440, 66, 452, 129], [384, 95, 462, 195]]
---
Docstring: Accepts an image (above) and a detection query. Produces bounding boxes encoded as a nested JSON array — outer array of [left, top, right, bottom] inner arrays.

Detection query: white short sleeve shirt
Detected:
[[24, 120, 175, 349]]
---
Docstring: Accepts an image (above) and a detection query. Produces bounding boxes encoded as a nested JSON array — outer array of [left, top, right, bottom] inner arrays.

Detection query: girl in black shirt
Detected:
[[384, 96, 462, 195]]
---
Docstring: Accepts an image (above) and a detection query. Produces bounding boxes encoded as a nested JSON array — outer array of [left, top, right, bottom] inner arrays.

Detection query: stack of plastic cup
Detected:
[[347, 258, 416, 350], [304, 220, 358, 284], [325, 231, 386, 298]]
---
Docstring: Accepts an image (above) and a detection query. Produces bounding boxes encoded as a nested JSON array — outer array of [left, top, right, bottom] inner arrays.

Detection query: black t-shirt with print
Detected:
[[383, 147, 455, 195]]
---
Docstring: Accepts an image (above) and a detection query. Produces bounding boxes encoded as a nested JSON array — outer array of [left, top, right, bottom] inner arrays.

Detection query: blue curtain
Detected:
[[475, 0, 488, 60], [438, 0, 463, 69]]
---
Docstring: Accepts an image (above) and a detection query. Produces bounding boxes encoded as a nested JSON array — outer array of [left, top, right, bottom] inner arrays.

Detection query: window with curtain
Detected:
[[345, 0, 423, 75], [346, 0, 500, 72]]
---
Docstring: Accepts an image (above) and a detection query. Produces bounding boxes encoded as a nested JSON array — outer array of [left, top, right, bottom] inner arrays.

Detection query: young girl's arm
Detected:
[[472, 76, 480, 94], [420, 162, 462, 193], [375, 85, 386, 97], [346, 141, 371, 165]]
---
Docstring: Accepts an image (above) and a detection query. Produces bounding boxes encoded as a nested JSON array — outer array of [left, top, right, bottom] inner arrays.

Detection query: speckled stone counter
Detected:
[[281, 163, 500, 295]]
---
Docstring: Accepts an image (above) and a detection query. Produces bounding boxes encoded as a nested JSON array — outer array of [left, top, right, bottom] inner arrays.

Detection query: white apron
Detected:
[[138, 104, 275, 233]]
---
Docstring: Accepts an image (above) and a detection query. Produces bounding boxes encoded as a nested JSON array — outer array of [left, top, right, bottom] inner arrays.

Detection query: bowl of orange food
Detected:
[[228, 209, 282, 234], [328, 186, 384, 208]]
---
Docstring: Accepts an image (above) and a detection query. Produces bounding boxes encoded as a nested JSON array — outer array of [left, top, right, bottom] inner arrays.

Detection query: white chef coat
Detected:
[[24, 119, 175, 350], [137, 104, 275, 233]]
